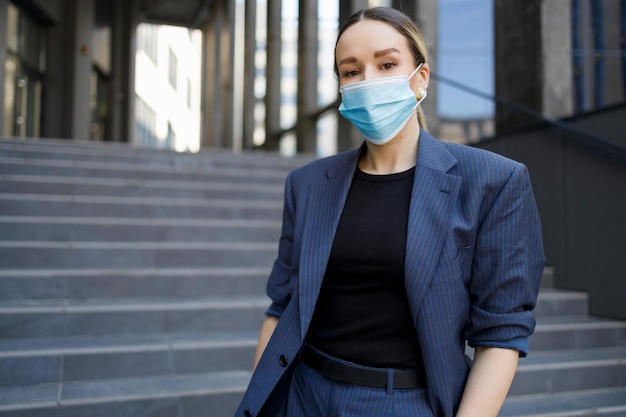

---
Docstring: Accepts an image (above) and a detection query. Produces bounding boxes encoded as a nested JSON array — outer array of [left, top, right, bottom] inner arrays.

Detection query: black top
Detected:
[[306, 166, 424, 369]]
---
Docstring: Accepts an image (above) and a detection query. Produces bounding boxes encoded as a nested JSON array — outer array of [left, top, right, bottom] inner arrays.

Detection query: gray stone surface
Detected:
[[1, 137, 625, 417]]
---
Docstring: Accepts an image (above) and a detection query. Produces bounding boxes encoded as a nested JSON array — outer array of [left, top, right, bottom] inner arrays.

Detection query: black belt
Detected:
[[300, 344, 425, 390]]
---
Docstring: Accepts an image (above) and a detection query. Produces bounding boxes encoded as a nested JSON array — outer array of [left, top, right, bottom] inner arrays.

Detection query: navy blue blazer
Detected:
[[235, 131, 545, 417]]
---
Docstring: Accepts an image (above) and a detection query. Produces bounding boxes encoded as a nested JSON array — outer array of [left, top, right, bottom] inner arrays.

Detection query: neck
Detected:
[[359, 122, 420, 175]]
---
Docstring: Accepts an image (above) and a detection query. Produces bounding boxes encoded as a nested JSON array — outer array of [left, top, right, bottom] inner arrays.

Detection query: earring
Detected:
[[417, 88, 426, 100]]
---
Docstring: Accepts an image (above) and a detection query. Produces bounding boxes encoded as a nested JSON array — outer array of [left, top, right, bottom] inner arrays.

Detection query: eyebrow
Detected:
[[337, 56, 358, 67], [337, 48, 402, 67], [374, 48, 401, 58]]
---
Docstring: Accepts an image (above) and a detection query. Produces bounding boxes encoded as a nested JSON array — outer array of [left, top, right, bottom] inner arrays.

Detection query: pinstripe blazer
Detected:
[[234, 131, 545, 417]]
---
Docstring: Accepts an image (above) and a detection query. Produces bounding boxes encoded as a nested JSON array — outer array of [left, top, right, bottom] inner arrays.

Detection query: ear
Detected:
[[412, 62, 430, 92]]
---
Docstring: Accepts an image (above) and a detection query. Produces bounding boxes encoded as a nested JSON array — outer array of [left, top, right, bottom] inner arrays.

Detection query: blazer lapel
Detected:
[[404, 132, 462, 316], [299, 148, 360, 339]]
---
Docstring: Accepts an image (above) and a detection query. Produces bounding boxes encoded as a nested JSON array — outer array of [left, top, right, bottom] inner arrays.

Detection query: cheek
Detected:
[[408, 79, 420, 96]]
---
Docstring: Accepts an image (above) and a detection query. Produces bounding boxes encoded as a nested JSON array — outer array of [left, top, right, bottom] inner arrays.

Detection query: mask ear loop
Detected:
[[409, 63, 427, 107], [408, 63, 423, 81]]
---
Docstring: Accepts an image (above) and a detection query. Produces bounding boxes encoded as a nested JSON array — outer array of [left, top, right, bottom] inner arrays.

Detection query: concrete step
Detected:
[[0, 193, 283, 219], [0, 138, 296, 417], [533, 288, 589, 316], [0, 370, 250, 417], [0, 268, 268, 300], [531, 315, 626, 351], [0, 331, 626, 396], [0, 174, 283, 200], [0, 157, 289, 184], [0, 296, 268, 338], [0, 139, 314, 171], [501, 387, 626, 417], [0, 216, 281, 243], [2, 137, 623, 417], [0, 241, 277, 269], [0, 331, 257, 385], [510, 347, 626, 396]]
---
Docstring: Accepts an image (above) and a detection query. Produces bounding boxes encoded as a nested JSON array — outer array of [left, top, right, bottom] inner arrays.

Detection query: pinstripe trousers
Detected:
[[287, 355, 435, 417]]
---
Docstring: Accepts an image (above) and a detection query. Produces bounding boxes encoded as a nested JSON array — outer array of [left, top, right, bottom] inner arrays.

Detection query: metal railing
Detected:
[[430, 72, 626, 161], [276, 71, 626, 162]]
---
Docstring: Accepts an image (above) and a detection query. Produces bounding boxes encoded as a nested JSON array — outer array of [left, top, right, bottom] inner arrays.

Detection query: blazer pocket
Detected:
[[431, 245, 473, 287]]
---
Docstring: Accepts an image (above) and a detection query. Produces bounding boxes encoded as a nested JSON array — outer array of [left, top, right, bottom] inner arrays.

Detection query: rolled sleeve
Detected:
[[264, 173, 297, 319], [469, 337, 529, 357], [265, 300, 286, 318], [465, 163, 545, 356]]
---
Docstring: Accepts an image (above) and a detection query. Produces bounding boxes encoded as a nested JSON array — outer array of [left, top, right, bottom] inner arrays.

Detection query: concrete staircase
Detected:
[[502, 285, 626, 417], [0, 137, 312, 417], [0, 138, 624, 417]]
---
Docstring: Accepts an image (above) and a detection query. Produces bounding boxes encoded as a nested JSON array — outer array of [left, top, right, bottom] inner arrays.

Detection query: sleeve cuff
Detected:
[[468, 337, 529, 357], [265, 301, 286, 319]]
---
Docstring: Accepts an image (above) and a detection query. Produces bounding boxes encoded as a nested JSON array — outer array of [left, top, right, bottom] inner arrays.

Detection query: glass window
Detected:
[[6, 2, 46, 71], [438, 0, 494, 143], [138, 24, 158, 64], [93, 0, 112, 74], [135, 96, 158, 148], [90, 68, 111, 141], [3, 60, 17, 137], [168, 48, 178, 89], [6, 3, 19, 53], [93, 27, 111, 74], [4, 60, 42, 138], [166, 121, 176, 149], [187, 79, 192, 108], [4, 2, 46, 138]]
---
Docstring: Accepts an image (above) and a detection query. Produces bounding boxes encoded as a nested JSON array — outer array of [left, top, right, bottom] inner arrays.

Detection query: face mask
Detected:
[[338, 64, 426, 145]]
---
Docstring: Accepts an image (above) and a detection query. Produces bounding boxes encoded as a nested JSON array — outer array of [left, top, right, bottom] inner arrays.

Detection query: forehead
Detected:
[[336, 19, 410, 58]]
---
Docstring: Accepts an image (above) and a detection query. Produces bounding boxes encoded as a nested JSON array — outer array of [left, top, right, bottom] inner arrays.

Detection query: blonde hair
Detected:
[[335, 7, 429, 130]]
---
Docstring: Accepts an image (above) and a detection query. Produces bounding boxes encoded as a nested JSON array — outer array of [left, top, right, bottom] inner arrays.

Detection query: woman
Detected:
[[235, 7, 544, 417]]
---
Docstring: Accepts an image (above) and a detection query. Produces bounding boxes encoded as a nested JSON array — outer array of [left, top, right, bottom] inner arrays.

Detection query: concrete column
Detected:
[[264, 0, 282, 150], [336, 0, 369, 152], [221, 0, 236, 148], [297, 0, 319, 154], [200, 15, 217, 148], [111, 0, 138, 143], [71, 0, 94, 140], [414, 0, 438, 137], [201, 0, 235, 150], [40, 0, 71, 139], [201, 4, 225, 148], [393, 0, 439, 137], [0, 0, 8, 136], [496, 0, 573, 133], [542, 0, 573, 119], [200, 19, 216, 148], [494, 0, 543, 132], [242, 0, 256, 150]]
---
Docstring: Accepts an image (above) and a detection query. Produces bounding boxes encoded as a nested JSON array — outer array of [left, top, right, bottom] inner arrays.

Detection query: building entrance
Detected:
[[3, 2, 45, 138], [4, 56, 41, 138]]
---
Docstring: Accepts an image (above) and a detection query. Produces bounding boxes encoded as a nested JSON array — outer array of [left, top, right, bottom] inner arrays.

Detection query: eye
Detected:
[[341, 69, 360, 78], [380, 61, 396, 70]]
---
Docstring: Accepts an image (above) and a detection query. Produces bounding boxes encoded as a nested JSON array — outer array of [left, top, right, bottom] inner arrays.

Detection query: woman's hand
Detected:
[[252, 315, 280, 371]]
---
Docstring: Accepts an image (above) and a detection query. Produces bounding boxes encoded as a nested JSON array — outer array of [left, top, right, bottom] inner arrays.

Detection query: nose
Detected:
[[362, 67, 384, 81]]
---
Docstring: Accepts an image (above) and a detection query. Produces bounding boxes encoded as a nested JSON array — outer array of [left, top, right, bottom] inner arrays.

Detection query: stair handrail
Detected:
[[430, 72, 626, 161], [275, 72, 626, 162]]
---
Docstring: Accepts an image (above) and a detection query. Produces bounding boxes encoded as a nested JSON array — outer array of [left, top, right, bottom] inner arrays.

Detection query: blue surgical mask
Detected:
[[338, 64, 425, 145]]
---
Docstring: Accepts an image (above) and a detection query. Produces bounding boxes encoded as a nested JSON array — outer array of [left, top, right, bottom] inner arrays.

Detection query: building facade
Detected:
[[1, 0, 625, 153], [135, 24, 202, 152]]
